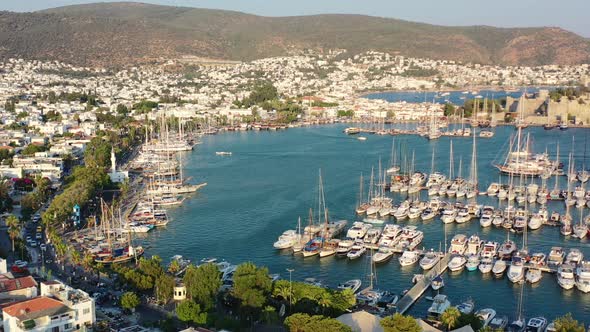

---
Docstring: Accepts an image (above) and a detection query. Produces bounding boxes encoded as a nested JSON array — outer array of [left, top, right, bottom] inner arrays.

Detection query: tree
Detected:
[[120, 292, 140, 312], [6, 215, 20, 252], [443, 103, 456, 117], [231, 262, 272, 315], [116, 104, 129, 115], [554, 313, 585, 332], [176, 300, 207, 325], [456, 313, 483, 331], [84, 137, 112, 169], [168, 259, 181, 274], [22, 144, 48, 156], [284, 313, 351, 332], [155, 274, 175, 304], [380, 313, 422, 332], [183, 263, 221, 312], [441, 307, 461, 331]]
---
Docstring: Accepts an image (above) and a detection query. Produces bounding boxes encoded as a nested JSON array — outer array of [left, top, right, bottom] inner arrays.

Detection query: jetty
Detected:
[[396, 253, 451, 314]]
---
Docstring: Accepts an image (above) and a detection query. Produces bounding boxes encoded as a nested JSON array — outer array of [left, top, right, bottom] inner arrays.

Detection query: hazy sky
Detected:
[[3, 0, 589, 37]]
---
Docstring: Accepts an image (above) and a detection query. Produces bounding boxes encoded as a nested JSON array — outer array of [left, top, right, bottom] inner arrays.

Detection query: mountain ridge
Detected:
[[0, 2, 588, 67]]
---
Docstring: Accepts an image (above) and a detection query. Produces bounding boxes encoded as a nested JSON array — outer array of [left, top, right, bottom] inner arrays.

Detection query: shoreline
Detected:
[[356, 85, 564, 99]]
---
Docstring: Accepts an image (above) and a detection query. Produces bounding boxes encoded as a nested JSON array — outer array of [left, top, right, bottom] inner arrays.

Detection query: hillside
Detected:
[[0, 2, 588, 67]]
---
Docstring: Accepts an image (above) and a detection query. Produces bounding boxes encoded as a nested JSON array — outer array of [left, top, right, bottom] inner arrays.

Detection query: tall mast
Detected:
[[449, 140, 454, 180]]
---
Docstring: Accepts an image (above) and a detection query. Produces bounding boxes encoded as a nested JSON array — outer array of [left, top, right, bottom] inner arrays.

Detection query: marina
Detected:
[[136, 122, 590, 321]]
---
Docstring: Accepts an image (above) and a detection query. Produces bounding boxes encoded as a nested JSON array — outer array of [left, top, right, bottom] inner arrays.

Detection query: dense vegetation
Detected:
[[233, 82, 303, 123], [2, 3, 587, 67]]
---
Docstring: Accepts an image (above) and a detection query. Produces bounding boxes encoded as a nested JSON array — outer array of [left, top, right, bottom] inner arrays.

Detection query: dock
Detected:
[[396, 253, 451, 314]]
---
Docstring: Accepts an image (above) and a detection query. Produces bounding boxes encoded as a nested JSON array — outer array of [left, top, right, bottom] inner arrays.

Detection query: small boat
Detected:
[[466, 255, 480, 272], [476, 308, 497, 327], [215, 151, 232, 156], [507, 317, 526, 332], [357, 136, 367, 141], [543, 124, 556, 130], [479, 257, 494, 274], [526, 317, 548, 332], [427, 294, 451, 321], [337, 279, 362, 294], [492, 259, 508, 277], [347, 242, 367, 260], [559, 123, 569, 130], [457, 299, 475, 314], [431, 275, 444, 290], [489, 316, 509, 330]]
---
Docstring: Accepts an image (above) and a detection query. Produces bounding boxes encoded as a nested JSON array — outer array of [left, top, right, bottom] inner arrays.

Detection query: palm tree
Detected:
[[441, 307, 461, 331], [6, 215, 20, 252], [314, 292, 333, 315], [274, 284, 292, 301]]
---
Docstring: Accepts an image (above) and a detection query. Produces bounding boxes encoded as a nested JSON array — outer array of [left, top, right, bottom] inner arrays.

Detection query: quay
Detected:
[[396, 253, 451, 314]]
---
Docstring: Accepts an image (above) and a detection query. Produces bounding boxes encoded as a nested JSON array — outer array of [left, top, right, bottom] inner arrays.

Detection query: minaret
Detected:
[[111, 147, 116, 174]]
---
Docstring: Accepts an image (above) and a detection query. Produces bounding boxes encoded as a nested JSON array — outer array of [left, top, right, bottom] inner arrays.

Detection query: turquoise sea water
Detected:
[[138, 124, 590, 323]]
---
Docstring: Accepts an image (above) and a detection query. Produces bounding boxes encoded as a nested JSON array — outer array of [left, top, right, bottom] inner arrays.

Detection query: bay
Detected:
[[139, 123, 590, 323]]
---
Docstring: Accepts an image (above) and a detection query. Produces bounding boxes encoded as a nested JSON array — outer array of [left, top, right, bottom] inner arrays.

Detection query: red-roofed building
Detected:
[[0, 275, 37, 301], [2, 296, 74, 332]]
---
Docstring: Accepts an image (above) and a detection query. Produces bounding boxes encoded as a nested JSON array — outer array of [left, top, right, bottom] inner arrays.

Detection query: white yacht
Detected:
[[566, 248, 584, 266], [347, 242, 367, 260], [346, 222, 371, 239], [441, 208, 457, 224], [399, 250, 421, 266], [507, 254, 526, 283], [393, 226, 424, 252], [363, 227, 382, 247], [419, 250, 441, 270], [336, 238, 355, 256], [575, 261, 590, 293], [557, 263, 576, 290], [466, 255, 480, 272], [480, 241, 499, 259], [547, 247, 565, 267], [465, 234, 483, 256], [480, 206, 494, 227], [479, 257, 494, 274], [273, 230, 301, 249], [448, 254, 467, 272], [526, 317, 548, 332], [487, 183, 501, 196], [455, 209, 471, 224], [475, 308, 497, 327], [378, 224, 402, 247], [492, 259, 508, 277], [449, 234, 468, 255], [373, 246, 394, 264], [421, 208, 437, 221], [525, 268, 542, 284]]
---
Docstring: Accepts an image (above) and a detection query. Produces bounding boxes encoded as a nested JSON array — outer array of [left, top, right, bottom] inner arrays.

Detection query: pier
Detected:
[[396, 253, 451, 314]]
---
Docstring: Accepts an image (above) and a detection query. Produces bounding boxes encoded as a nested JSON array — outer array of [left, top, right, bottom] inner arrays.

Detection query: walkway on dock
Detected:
[[397, 253, 451, 314]]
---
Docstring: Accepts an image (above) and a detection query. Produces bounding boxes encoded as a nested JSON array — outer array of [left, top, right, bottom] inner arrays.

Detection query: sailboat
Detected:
[[386, 138, 400, 174], [356, 174, 369, 215], [573, 207, 588, 239], [507, 282, 526, 332]]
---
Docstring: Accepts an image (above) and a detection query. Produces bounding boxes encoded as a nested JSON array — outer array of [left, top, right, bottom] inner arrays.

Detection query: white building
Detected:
[[108, 147, 128, 184], [2, 296, 76, 332]]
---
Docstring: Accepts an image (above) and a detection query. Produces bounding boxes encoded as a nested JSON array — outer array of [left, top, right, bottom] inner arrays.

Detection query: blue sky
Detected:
[[4, 0, 590, 37]]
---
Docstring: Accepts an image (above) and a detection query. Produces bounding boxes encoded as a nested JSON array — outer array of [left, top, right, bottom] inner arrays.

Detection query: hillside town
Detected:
[[0, 50, 590, 332]]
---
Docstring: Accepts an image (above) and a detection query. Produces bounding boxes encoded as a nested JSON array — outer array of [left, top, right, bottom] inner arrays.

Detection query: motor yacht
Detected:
[[419, 250, 441, 270], [557, 263, 576, 290], [455, 209, 471, 224], [457, 299, 475, 314], [465, 234, 483, 256], [346, 222, 371, 239], [547, 247, 565, 267], [273, 230, 301, 249], [399, 250, 421, 266], [372, 246, 394, 264], [440, 208, 457, 224], [499, 239, 517, 260], [489, 316, 509, 330], [575, 261, 590, 293], [448, 254, 467, 272], [525, 268, 542, 284], [449, 234, 468, 255], [336, 238, 354, 256], [480, 241, 499, 259], [466, 255, 480, 272], [431, 276, 444, 290], [507, 254, 526, 283], [565, 248, 584, 266], [421, 208, 437, 221], [346, 242, 367, 260]]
